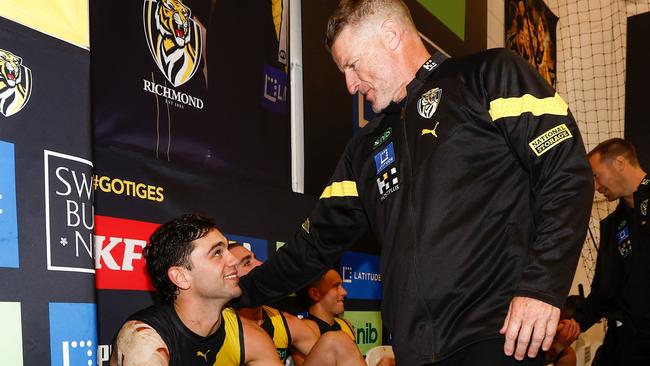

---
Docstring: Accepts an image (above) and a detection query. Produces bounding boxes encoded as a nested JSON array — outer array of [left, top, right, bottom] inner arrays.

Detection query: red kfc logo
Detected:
[[95, 215, 159, 290]]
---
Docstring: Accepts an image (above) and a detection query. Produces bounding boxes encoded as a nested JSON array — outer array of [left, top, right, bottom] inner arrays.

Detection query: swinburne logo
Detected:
[[95, 215, 159, 290], [93, 175, 165, 202], [143, 0, 202, 87], [44, 150, 94, 273], [0, 49, 32, 117]]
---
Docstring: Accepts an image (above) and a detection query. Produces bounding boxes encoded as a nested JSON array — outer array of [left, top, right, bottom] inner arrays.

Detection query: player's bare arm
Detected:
[[110, 320, 169, 366]]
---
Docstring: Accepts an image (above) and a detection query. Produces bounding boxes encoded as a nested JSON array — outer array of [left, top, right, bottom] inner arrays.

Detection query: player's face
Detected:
[[316, 270, 348, 316], [589, 153, 626, 201], [230, 245, 263, 277], [186, 229, 241, 300], [331, 24, 403, 113]]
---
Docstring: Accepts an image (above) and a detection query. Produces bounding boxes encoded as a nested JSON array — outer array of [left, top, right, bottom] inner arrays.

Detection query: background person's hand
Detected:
[[555, 318, 581, 347], [500, 296, 561, 360]]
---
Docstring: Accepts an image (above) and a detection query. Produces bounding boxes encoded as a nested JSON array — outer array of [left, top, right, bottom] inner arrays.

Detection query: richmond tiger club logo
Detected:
[[0, 49, 32, 117], [143, 0, 202, 87], [417, 87, 442, 119]]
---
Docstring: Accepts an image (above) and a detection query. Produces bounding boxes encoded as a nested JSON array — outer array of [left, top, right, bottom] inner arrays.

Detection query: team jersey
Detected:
[[259, 306, 292, 361], [306, 313, 355, 340], [128, 304, 244, 366]]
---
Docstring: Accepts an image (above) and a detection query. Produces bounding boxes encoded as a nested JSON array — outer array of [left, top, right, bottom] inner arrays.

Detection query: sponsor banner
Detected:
[[0, 140, 19, 268], [261, 63, 287, 114], [91, 0, 291, 188], [93, 175, 165, 203], [97, 344, 112, 366], [95, 215, 159, 291], [44, 150, 94, 273], [344, 311, 382, 355], [227, 234, 268, 261], [49, 302, 97, 366], [340, 252, 382, 300], [0, 302, 23, 365]]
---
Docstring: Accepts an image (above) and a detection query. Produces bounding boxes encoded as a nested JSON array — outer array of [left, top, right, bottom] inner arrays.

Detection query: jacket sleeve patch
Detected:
[[489, 92, 568, 121], [528, 123, 573, 157]]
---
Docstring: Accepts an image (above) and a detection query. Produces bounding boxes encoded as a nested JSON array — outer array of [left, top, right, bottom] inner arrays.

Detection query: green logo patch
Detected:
[[372, 128, 392, 149]]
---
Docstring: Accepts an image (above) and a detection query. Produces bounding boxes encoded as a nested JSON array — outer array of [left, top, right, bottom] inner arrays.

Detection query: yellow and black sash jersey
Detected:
[[128, 304, 244, 366], [259, 306, 292, 361], [306, 313, 355, 340], [238, 48, 594, 365]]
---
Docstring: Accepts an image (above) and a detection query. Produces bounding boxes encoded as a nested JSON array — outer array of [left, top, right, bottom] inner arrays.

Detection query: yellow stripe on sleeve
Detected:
[[489, 92, 568, 122], [320, 181, 358, 199]]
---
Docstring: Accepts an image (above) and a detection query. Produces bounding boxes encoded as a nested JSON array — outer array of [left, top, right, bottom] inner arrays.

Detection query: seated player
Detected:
[[109, 214, 282, 366], [298, 268, 355, 339], [228, 243, 365, 366]]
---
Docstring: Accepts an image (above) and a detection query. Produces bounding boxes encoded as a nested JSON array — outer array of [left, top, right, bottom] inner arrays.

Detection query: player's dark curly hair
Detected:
[[144, 214, 217, 304]]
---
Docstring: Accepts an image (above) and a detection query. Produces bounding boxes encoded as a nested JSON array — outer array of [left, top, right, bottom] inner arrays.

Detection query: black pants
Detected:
[[592, 324, 650, 366], [425, 339, 545, 366]]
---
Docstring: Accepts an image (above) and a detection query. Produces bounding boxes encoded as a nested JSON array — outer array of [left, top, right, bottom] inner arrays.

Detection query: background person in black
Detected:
[[569, 138, 650, 365], [109, 214, 282, 366], [235, 0, 594, 365]]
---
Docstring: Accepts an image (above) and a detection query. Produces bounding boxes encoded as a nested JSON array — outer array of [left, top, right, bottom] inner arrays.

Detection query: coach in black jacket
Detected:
[[573, 138, 650, 365], [237, 1, 594, 365]]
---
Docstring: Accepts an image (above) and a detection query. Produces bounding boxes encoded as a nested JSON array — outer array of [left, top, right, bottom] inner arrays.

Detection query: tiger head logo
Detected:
[[0, 49, 32, 117], [417, 87, 442, 119], [143, 0, 202, 87]]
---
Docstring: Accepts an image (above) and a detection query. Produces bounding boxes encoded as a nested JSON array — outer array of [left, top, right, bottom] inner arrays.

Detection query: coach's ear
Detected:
[[168, 266, 190, 291], [381, 18, 402, 51]]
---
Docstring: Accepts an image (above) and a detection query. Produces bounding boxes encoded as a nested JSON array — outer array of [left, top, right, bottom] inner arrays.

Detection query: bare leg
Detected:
[[302, 331, 365, 366]]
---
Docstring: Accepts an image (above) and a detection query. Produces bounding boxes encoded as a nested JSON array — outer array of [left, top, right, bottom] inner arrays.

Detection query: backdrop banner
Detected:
[[91, 0, 291, 188], [0, 16, 95, 366]]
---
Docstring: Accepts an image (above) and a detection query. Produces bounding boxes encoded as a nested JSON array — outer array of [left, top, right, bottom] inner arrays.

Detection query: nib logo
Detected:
[[356, 322, 378, 344]]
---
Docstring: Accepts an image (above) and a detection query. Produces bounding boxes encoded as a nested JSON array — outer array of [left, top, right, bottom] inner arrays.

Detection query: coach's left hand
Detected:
[[500, 296, 560, 361]]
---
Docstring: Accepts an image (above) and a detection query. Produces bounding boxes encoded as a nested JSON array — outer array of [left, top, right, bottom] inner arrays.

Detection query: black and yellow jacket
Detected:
[[238, 48, 593, 365]]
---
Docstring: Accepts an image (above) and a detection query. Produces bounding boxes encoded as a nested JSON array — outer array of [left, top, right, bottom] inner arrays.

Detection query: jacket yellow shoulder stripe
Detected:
[[489, 92, 568, 122], [320, 181, 358, 199]]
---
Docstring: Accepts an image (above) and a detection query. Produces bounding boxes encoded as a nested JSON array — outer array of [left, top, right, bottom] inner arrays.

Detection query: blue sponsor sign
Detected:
[[373, 142, 395, 174], [49, 303, 97, 366], [340, 251, 382, 300], [0, 140, 18, 268], [227, 234, 268, 261], [261, 64, 287, 114]]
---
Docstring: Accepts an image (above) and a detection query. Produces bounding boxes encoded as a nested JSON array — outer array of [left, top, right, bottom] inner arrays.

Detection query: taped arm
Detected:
[[237, 145, 369, 307], [110, 320, 169, 366], [485, 49, 594, 308]]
